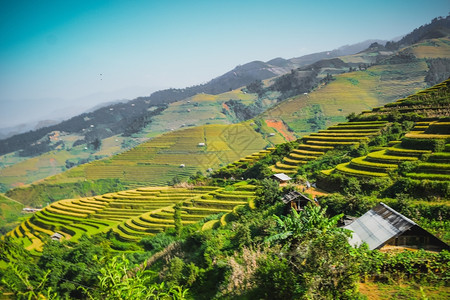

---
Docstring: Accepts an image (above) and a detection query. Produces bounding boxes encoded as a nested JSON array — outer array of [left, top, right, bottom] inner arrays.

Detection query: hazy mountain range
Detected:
[[0, 39, 386, 140]]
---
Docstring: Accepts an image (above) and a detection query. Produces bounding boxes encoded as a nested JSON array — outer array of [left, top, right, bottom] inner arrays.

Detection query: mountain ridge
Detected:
[[1, 16, 449, 194], [0, 40, 387, 140]]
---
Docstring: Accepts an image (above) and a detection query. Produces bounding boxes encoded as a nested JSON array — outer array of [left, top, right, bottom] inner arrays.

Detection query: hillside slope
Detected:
[[1, 79, 449, 300], [4, 121, 286, 206], [2, 37, 450, 203], [6, 78, 449, 251], [213, 78, 449, 201], [258, 37, 450, 135], [1, 17, 450, 197]]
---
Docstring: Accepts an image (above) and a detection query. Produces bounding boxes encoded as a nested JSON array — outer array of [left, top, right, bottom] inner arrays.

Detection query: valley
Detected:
[[1, 15, 449, 299]]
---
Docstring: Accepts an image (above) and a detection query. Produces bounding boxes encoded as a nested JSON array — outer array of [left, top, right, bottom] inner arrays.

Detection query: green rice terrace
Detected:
[[270, 78, 450, 175], [44, 122, 275, 186], [271, 121, 389, 174], [2, 182, 256, 252], [1, 68, 450, 300], [327, 122, 450, 179], [320, 80, 450, 181]]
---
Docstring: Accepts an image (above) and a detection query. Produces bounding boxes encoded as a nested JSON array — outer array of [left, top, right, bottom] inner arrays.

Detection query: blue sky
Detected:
[[0, 0, 448, 128]]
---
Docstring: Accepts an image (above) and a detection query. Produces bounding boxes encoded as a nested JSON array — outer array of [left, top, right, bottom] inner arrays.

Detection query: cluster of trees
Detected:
[[222, 99, 264, 122], [0, 235, 188, 299], [269, 69, 320, 100], [0, 101, 168, 157], [2, 187, 447, 299], [385, 15, 450, 51], [306, 104, 327, 132], [64, 155, 105, 169]]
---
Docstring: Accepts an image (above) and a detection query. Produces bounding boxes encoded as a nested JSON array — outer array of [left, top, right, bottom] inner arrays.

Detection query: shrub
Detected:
[[251, 252, 299, 299], [384, 178, 450, 199], [139, 233, 176, 252], [401, 137, 446, 152], [110, 237, 140, 251], [397, 161, 420, 176], [254, 179, 282, 208], [320, 194, 378, 217]]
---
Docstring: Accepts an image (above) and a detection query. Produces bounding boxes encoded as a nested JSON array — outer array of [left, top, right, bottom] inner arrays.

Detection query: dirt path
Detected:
[[296, 184, 329, 198], [265, 119, 296, 141]]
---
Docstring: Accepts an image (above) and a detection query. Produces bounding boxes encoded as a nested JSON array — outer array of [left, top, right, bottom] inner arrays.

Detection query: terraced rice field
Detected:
[[58, 123, 270, 186], [142, 89, 256, 134], [359, 79, 450, 121], [3, 183, 257, 249], [271, 121, 388, 174], [406, 143, 450, 181], [316, 79, 450, 179], [261, 59, 429, 134], [220, 148, 275, 172], [326, 120, 450, 179]]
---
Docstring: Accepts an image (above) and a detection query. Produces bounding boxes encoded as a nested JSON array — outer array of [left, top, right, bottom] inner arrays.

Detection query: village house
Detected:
[[282, 190, 317, 212], [22, 207, 41, 213], [344, 202, 449, 252], [271, 173, 292, 184], [51, 232, 64, 241]]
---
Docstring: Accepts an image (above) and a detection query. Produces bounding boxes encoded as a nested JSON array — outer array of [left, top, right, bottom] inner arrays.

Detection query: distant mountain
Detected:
[[1, 16, 448, 162], [0, 38, 388, 156], [131, 40, 391, 107], [386, 15, 450, 49], [288, 39, 387, 67], [0, 119, 60, 140]]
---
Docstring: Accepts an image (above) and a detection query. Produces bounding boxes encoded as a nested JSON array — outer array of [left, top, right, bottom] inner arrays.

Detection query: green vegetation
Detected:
[[271, 121, 389, 174], [1, 202, 448, 299], [1, 74, 447, 296], [0, 194, 25, 235], [3, 183, 257, 251], [4, 123, 274, 207], [1, 27, 450, 298], [315, 79, 449, 199]]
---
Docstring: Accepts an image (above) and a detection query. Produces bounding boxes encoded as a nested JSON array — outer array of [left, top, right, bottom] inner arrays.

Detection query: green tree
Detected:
[[91, 254, 189, 300], [264, 205, 361, 299], [0, 237, 57, 299], [90, 138, 102, 151], [169, 175, 182, 186], [266, 205, 344, 246], [254, 178, 282, 208]]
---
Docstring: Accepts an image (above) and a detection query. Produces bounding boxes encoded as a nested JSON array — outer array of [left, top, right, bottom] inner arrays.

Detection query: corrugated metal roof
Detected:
[[273, 173, 292, 181], [344, 202, 416, 250], [282, 191, 312, 204]]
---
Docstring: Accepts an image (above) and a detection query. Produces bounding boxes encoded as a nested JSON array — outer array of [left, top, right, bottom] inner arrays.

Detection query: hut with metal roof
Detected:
[[51, 232, 64, 241], [272, 173, 292, 183], [344, 202, 449, 252], [282, 190, 316, 212]]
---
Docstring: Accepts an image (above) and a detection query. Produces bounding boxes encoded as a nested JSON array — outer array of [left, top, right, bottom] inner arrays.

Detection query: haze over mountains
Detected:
[[0, 39, 387, 139], [1, 15, 449, 193], [1, 3, 449, 298]]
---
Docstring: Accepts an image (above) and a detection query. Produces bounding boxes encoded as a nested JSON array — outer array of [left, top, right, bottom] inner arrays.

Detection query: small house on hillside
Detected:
[[51, 232, 64, 241], [22, 207, 41, 213], [344, 202, 449, 252], [272, 173, 292, 184], [282, 190, 316, 212]]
